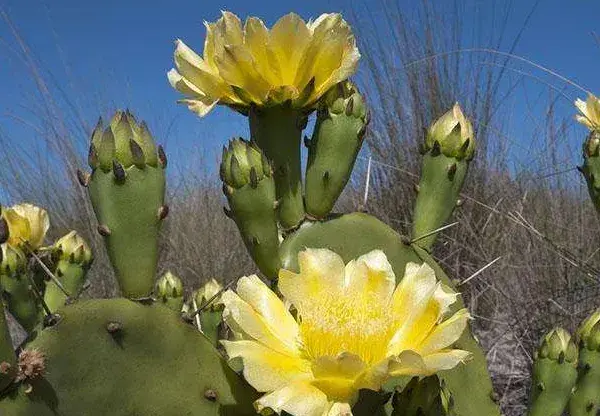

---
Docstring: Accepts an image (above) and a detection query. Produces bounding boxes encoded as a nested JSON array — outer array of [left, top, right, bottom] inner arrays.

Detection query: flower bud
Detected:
[[220, 138, 271, 189], [54, 231, 93, 267], [155, 271, 184, 300], [425, 103, 475, 160], [193, 278, 224, 311], [0, 243, 27, 277], [577, 308, 600, 350], [1, 204, 49, 250], [575, 94, 600, 131], [537, 327, 578, 363]]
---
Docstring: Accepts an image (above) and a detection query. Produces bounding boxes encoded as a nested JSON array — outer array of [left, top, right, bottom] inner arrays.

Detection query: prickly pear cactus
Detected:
[[391, 375, 457, 416], [528, 328, 578, 416], [219, 82, 499, 415], [85, 111, 167, 298]]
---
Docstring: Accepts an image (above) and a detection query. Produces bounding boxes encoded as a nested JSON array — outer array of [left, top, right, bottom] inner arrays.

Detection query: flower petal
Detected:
[[221, 288, 298, 355], [269, 13, 312, 84], [326, 402, 353, 416], [255, 382, 330, 416], [235, 275, 300, 347], [418, 308, 470, 355], [422, 349, 472, 373], [177, 98, 218, 118], [279, 248, 345, 307], [9, 204, 49, 249], [221, 340, 311, 392], [388, 350, 428, 376], [244, 17, 282, 85], [2, 208, 30, 248], [343, 250, 395, 301]]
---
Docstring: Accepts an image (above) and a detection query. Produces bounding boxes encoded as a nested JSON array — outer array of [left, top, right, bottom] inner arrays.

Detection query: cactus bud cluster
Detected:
[[220, 138, 272, 189], [155, 271, 184, 311], [193, 278, 223, 311], [54, 231, 93, 268], [0, 243, 27, 277], [536, 328, 579, 363], [425, 103, 475, 161]]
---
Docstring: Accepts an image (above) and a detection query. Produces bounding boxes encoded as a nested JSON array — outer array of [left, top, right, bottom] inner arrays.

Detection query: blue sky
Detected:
[[0, 0, 599, 184]]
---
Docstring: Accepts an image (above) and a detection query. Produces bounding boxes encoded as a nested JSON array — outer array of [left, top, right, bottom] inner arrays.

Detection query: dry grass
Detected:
[[2, 1, 600, 414]]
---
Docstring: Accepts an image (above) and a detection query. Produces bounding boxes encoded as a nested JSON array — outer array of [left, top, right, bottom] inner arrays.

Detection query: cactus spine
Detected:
[[249, 104, 306, 229], [411, 103, 475, 251], [569, 308, 600, 415], [221, 138, 281, 279], [305, 81, 368, 219], [528, 327, 578, 416], [86, 111, 166, 298], [43, 231, 92, 312]]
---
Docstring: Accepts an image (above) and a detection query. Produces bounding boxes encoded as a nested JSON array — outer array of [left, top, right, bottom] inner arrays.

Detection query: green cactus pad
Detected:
[[0, 301, 17, 392], [44, 261, 85, 313], [0, 298, 258, 415], [569, 348, 600, 416], [88, 166, 165, 298], [0, 274, 42, 333], [305, 82, 367, 219], [391, 375, 456, 416], [411, 153, 468, 251], [580, 131, 600, 214], [279, 212, 500, 416]]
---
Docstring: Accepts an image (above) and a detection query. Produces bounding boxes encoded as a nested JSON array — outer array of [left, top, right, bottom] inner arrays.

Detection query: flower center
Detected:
[[296, 292, 395, 364]]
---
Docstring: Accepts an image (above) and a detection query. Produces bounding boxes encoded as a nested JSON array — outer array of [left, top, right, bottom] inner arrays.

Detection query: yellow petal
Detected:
[[10, 203, 49, 249], [343, 250, 395, 301], [422, 349, 472, 373], [325, 402, 353, 416], [221, 289, 298, 355], [279, 248, 345, 307], [221, 340, 311, 392], [244, 17, 282, 85], [418, 308, 470, 355], [2, 208, 30, 248], [388, 350, 428, 376], [269, 13, 311, 85], [255, 382, 330, 416], [311, 353, 365, 402], [178, 98, 218, 118], [235, 275, 300, 348]]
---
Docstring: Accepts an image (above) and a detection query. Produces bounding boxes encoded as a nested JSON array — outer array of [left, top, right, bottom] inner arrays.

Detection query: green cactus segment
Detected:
[[568, 309, 600, 416], [43, 231, 93, 312], [580, 131, 600, 214], [0, 245, 42, 332], [528, 328, 578, 416], [88, 165, 165, 298], [391, 375, 456, 416], [221, 139, 280, 279], [189, 279, 224, 348], [411, 153, 468, 251], [305, 82, 367, 219], [155, 271, 184, 312], [249, 105, 306, 229], [279, 213, 500, 416], [0, 298, 258, 415], [0, 301, 17, 393]]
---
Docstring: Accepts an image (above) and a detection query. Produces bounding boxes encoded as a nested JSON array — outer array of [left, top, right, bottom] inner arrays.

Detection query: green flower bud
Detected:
[[425, 103, 475, 160], [155, 271, 183, 300], [0, 243, 27, 277], [576, 308, 600, 350], [54, 231, 93, 267], [220, 138, 271, 189], [320, 81, 367, 121], [88, 110, 160, 171], [538, 327, 578, 363], [193, 278, 224, 311]]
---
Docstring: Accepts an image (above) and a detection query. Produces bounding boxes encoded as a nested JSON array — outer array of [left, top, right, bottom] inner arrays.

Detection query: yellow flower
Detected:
[[221, 249, 471, 416], [575, 94, 600, 130], [168, 11, 360, 117], [2, 203, 49, 250]]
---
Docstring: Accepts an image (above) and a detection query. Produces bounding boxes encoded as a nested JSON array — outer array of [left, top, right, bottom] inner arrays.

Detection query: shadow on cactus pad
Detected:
[[0, 298, 258, 415]]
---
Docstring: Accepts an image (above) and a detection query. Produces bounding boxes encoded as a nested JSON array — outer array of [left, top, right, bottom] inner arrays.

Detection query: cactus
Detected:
[[528, 328, 578, 416], [411, 103, 475, 251], [0, 299, 258, 415], [188, 278, 224, 348], [0, 300, 17, 392], [579, 131, 600, 214], [221, 138, 280, 279], [568, 308, 600, 415], [0, 244, 42, 332], [43, 231, 93, 312], [155, 271, 184, 312], [85, 111, 167, 298], [392, 375, 456, 416], [305, 81, 368, 219]]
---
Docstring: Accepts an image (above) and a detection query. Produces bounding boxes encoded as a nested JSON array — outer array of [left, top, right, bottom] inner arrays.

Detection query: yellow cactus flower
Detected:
[[2, 203, 49, 250], [221, 249, 471, 415], [168, 11, 360, 117], [575, 94, 600, 131]]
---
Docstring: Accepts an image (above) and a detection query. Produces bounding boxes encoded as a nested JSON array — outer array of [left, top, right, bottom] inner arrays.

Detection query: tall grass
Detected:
[[1, 2, 599, 414]]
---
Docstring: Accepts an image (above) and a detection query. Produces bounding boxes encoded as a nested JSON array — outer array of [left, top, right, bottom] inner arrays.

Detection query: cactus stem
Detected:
[[323, 171, 330, 182], [76, 169, 90, 187], [97, 224, 111, 237], [158, 145, 167, 168], [112, 160, 126, 182], [157, 205, 169, 221]]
